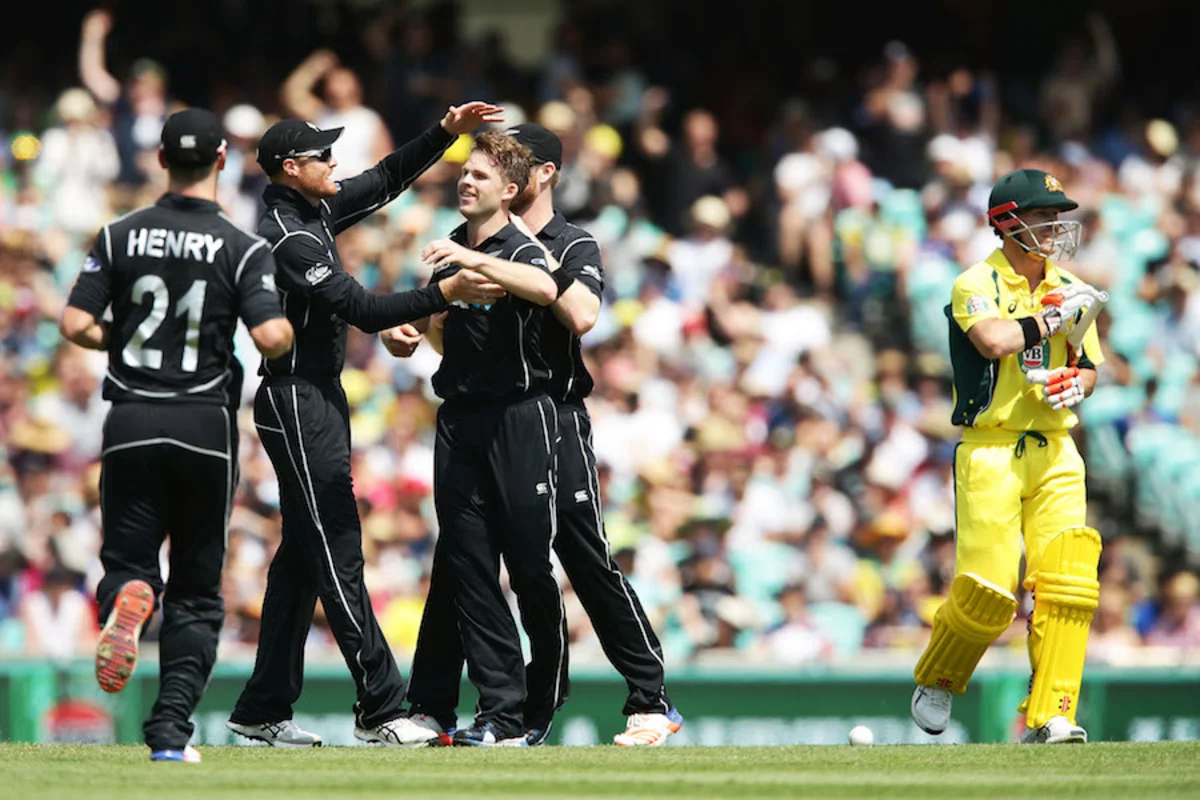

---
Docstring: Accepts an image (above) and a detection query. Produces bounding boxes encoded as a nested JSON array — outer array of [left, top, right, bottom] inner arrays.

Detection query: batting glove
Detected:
[[1027, 366, 1085, 410], [1039, 284, 1103, 338]]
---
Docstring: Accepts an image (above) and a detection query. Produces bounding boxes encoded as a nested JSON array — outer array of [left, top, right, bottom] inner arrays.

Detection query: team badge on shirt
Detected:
[[1020, 343, 1049, 373], [305, 265, 331, 285], [965, 295, 990, 316]]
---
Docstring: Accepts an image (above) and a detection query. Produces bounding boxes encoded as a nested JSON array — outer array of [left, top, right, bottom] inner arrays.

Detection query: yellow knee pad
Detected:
[[1025, 526, 1101, 728], [914, 573, 1017, 694]]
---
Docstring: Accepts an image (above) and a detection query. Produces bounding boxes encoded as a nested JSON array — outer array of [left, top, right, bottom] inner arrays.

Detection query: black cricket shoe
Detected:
[[452, 721, 527, 747]]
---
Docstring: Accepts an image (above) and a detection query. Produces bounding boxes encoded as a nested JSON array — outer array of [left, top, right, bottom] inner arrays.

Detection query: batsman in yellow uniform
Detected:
[[911, 169, 1106, 744]]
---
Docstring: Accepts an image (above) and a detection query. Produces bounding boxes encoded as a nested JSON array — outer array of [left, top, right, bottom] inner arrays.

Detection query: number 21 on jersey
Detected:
[[123, 276, 207, 372]]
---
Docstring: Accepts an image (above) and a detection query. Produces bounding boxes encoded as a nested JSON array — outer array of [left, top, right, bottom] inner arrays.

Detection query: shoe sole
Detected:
[[96, 580, 154, 694], [354, 731, 435, 749], [150, 749, 201, 763], [1040, 733, 1088, 744], [226, 723, 322, 748], [451, 736, 526, 748], [912, 711, 947, 736], [613, 720, 683, 747]]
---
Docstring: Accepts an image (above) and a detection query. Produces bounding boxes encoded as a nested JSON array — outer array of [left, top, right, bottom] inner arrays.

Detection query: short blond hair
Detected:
[[471, 130, 533, 192]]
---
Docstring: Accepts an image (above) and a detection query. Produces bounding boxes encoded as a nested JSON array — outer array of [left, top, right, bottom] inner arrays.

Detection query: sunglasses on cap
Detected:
[[289, 147, 333, 164]]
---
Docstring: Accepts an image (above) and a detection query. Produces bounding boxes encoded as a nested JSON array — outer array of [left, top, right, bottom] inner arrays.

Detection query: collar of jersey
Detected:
[[984, 248, 1063, 292], [537, 211, 567, 241], [264, 184, 323, 219], [452, 221, 519, 249], [157, 193, 220, 212]]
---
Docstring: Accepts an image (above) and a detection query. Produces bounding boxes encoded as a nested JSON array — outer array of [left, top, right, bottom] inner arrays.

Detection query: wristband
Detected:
[[553, 269, 576, 299], [1019, 316, 1042, 350]]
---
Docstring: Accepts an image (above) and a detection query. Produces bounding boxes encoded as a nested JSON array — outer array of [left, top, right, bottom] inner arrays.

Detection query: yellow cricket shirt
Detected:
[[947, 249, 1105, 432]]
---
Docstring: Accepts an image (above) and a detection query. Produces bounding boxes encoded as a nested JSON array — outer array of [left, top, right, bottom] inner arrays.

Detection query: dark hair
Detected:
[[471, 130, 533, 192], [168, 161, 218, 185]]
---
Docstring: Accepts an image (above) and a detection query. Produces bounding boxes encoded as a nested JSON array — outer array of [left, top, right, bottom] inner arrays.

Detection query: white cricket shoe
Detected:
[[911, 685, 953, 735], [1020, 715, 1087, 744], [613, 707, 684, 747], [355, 716, 442, 748], [408, 713, 451, 746], [227, 719, 322, 747]]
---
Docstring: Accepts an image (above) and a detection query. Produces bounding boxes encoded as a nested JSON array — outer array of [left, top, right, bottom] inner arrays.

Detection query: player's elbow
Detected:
[[968, 322, 1016, 361], [566, 316, 594, 337], [973, 337, 1008, 361], [565, 305, 599, 337], [59, 306, 95, 345], [252, 319, 294, 359], [569, 293, 602, 336]]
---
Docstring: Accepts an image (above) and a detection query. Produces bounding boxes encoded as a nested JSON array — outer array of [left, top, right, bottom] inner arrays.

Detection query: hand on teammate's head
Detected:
[[440, 102, 505, 136]]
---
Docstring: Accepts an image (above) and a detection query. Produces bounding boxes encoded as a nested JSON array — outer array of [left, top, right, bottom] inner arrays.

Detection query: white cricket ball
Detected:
[[848, 725, 874, 746]]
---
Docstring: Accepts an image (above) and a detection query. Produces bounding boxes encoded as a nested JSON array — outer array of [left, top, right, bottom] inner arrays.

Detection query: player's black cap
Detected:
[[256, 119, 344, 173], [505, 123, 562, 169], [161, 108, 226, 168]]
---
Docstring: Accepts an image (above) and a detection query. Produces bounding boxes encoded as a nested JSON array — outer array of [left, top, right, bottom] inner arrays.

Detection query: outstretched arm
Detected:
[[274, 234, 503, 334], [324, 102, 504, 234]]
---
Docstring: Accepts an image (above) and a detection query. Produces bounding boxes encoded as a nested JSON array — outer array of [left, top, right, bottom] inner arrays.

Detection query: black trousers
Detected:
[[232, 377, 405, 729], [421, 392, 563, 736], [408, 403, 671, 726], [97, 402, 236, 751]]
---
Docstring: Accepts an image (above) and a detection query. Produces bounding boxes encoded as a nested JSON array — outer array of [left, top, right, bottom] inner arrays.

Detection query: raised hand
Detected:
[[307, 49, 339, 74], [82, 9, 113, 40], [440, 102, 505, 136]]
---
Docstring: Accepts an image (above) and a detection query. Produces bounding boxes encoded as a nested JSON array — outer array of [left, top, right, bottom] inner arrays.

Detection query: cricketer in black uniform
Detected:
[[406, 124, 680, 747], [61, 109, 292, 761], [408, 131, 564, 745], [229, 104, 506, 746]]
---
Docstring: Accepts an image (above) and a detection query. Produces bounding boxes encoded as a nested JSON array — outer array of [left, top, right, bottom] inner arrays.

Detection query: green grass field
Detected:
[[2, 743, 1199, 799]]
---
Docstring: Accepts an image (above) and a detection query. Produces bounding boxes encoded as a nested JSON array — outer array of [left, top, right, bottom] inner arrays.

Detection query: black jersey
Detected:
[[430, 222, 552, 401], [534, 212, 604, 405], [67, 193, 284, 406], [259, 123, 455, 378]]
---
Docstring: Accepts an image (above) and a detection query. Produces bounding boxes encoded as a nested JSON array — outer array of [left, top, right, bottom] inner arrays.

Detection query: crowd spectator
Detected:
[[281, 50, 392, 179]]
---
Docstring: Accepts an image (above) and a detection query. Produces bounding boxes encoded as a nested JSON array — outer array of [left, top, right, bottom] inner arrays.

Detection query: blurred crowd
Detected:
[[1, 4, 1199, 671]]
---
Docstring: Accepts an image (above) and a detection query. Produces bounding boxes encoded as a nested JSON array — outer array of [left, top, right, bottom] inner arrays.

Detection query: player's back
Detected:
[[99, 195, 267, 406]]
